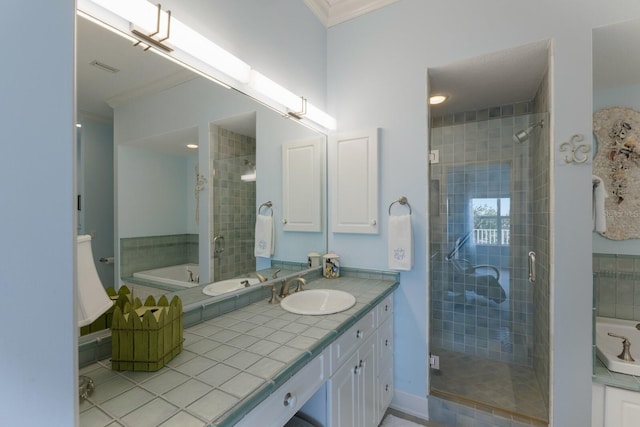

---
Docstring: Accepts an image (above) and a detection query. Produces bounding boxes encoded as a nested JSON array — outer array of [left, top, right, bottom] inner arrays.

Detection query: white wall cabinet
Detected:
[[329, 129, 379, 234], [282, 137, 323, 232]]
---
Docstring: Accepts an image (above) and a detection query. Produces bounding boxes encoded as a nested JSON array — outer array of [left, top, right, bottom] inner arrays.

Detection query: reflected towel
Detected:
[[254, 214, 274, 258], [388, 214, 413, 271], [593, 175, 608, 234]]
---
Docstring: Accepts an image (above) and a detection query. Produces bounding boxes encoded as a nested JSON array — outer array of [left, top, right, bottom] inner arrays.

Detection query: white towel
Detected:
[[593, 175, 608, 234], [388, 214, 413, 271], [254, 214, 274, 258]]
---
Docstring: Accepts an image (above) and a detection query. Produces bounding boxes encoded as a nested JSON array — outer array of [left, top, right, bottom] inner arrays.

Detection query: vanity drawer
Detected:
[[236, 349, 327, 427], [377, 293, 393, 326], [331, 309, 375, 374]]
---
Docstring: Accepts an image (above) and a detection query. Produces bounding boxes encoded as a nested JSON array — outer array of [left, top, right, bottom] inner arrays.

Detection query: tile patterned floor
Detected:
[[430, 348, 548, 423]]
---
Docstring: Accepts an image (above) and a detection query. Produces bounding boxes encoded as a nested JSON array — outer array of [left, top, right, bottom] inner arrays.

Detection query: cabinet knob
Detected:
[[371, 219, 377, 226], [385, 339, 390, 347], [283, 392, 296, 407], [385, 304, 389, 312], [385, 384, 390, 392], [282, 219, 288, 224], [356, 329, 363, 339]]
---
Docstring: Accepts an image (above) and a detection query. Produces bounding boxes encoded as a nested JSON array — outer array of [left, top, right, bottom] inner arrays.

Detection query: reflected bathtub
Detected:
[[595, 316, 640, 376], [133, 263, 200, 288]]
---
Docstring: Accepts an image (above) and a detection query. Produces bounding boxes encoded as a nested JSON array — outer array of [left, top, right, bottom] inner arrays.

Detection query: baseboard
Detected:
[[389, 389, 430, 420]]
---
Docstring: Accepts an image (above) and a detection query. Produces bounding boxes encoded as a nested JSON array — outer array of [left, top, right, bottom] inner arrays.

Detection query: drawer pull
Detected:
[[385, 304, 389, 312], [385, 339, 390, 347], [385, 384, 389, 392], [356, 329, 363, 339], [354, 360, 364, 375], [283, 392, 296, 407]]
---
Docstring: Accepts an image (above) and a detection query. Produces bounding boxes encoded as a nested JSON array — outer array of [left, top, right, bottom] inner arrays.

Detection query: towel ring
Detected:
[[388, 196, 412, 215], [258, 201, 273, 216]]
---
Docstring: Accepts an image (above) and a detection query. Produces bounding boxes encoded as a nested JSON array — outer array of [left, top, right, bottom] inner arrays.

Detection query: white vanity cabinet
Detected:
[[592, 383, 640, 427], [329, 293, 394, 427]]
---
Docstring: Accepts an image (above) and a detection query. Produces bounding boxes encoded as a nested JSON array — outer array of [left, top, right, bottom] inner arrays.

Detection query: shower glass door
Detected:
[[429, 112, 549, 424]]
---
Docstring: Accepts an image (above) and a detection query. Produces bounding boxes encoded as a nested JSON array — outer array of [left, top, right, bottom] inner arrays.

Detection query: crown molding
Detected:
[[305, 0, 400, 27]]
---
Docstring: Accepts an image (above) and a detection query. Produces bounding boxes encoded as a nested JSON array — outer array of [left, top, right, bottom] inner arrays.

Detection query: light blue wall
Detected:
[[118, 145, 194, 237], [326, 1, 640, 425], [79, 117, 115, 287], [593, 84, 640, 255], [1, 1, 77, 424]]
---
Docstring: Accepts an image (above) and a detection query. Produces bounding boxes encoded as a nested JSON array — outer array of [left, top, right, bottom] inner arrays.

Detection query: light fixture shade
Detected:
[[77, 235, 113, 327]]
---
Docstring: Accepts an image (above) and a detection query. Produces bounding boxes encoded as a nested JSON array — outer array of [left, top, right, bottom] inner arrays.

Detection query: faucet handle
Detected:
[[272, 269, 281, 279], [267, 285, 281, 304], [295, 277, 307, 292]]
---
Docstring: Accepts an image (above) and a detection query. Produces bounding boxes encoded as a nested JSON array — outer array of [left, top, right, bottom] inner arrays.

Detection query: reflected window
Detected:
[[472, 197, 510, 245]]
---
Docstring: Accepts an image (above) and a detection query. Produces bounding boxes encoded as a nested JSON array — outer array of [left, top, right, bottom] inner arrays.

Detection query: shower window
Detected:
[[472, 197, 510, 245]]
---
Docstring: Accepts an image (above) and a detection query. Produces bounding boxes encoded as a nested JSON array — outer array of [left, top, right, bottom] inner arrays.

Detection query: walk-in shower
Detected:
[[428, 109, 550, 425]]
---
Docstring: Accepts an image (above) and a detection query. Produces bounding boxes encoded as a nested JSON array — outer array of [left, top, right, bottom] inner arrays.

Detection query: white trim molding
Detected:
[[304, 0, 400, 27], [390, 389, 430, 421]]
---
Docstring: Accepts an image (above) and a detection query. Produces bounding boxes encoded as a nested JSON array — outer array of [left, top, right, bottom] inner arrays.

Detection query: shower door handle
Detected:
[[528, 251, 536, 284], [213, 235, 225, 254]]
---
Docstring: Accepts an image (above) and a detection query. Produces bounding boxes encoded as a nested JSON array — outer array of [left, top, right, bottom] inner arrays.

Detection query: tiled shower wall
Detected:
[[120, 234, 198, 278], [429, 106, 538, 366], [210, 125, 256, 281], [593, 253, 640, 320]]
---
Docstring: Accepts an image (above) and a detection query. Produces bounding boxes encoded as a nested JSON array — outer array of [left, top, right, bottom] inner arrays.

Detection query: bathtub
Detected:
[[133, 263, 200, 288], [595, 316, 640, 376]]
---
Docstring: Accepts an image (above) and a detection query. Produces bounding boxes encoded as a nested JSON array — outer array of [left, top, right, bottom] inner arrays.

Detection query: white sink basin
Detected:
[[202, 277, 260, 296], [280, 289, 356, 315], [596, 316, 640, 376]]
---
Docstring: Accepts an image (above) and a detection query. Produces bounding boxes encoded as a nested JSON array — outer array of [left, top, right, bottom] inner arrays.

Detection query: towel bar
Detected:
[[258, 201, 273, 216], [388, 196, 412, 215]]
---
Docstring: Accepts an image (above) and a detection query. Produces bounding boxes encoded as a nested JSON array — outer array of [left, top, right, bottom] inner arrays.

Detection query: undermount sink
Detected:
[[595, 316, 640, 376], [280, 289, 356, 315], [202, 277, 260, 296]]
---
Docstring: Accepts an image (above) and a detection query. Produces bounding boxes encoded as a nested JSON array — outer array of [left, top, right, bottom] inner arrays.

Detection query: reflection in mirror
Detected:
[[593, 17, 640, 255], [76, 13, 327, 311]]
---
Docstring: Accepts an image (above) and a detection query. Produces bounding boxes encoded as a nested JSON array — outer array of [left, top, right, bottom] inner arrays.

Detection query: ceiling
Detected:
[[77, 8, 640, 132]]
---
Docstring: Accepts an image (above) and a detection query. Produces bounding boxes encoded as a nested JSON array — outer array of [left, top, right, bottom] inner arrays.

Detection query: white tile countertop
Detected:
[[79, 270, 398, 427]]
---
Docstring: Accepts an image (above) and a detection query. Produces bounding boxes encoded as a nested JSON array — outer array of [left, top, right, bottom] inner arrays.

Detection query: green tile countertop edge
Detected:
[[593, 358, 640, 392], [79, 268, 399, 427]]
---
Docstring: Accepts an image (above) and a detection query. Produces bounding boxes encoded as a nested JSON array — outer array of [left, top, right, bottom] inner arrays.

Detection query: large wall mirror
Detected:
[[77, 12, 327, 312], [592, 16, 640, 255]]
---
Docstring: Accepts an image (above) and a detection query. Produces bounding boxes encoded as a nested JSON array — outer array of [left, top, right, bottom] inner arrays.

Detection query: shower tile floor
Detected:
[[430, 349, 548, 425]]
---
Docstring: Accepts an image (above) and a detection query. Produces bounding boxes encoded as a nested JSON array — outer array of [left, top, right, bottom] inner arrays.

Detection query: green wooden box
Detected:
[[111, 294, 183, 372]]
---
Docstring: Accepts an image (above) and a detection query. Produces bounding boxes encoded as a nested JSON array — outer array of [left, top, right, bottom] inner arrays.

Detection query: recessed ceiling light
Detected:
[[186, 143, 198, 149], [429, 95, 447, 105]]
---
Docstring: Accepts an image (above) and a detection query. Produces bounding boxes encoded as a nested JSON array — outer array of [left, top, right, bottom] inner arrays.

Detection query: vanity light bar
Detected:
[[79, 0, 336, 131]]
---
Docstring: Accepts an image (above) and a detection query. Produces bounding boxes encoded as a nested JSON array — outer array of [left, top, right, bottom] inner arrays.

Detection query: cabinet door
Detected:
[[282, 138, 323, 232], [605, 386, 640, 427], [329, 129, 379, 234], [359, 333, 377, 427], [330, 352, 359, 427]]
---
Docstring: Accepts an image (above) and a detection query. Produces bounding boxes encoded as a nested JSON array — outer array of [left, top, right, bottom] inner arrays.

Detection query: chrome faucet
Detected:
[[608, 332, 635, 362], [279, 277, 307, 298]]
